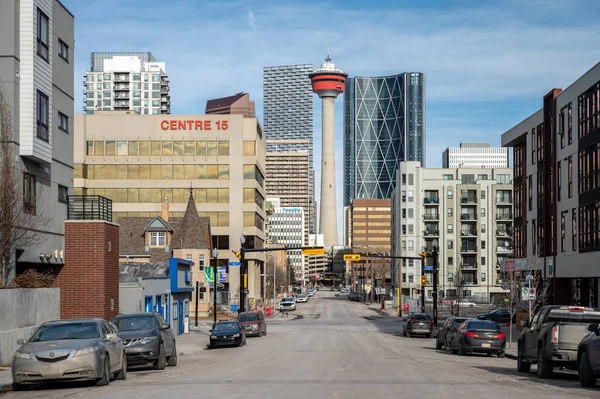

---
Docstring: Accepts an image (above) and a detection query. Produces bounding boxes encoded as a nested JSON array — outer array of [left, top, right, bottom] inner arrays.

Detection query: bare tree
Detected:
[[0, 84, 52, 285], [530, 238, 552, 314], [263, 254, 287, 306], [444, 268, 466, 316]]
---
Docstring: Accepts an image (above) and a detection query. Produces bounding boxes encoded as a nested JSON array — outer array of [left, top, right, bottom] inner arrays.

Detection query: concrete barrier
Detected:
[[0, 288, 60, 366]]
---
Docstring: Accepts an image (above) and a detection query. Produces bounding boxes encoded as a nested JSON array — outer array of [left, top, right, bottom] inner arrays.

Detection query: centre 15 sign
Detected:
[[160, 119, 229, 131]]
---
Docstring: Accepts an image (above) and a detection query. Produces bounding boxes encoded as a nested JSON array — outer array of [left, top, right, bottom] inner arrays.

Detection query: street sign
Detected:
[[525, 275, 534, 281], [228, 261, 241, 267], [521, 287, 529, 300], [343, 254, 361, 261], [302, 247, 324, 256], [528, 287, 536, 301], [424, 265, 434, 271]]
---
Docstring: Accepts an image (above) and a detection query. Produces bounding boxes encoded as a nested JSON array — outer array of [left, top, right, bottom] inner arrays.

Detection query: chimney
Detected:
[[162, 198, 169, 221]]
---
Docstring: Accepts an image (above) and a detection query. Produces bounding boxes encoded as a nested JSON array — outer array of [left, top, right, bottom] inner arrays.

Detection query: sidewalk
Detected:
[[0, 367, 12, 391]]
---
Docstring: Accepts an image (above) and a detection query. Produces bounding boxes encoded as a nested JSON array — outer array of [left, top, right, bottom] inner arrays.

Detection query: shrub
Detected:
[[2, 269, 55, 289]]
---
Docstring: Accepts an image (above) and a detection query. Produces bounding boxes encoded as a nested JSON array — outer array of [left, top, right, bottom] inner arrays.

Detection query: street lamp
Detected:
[[212, 248, 219, 325], [239, 235, 246, 313], [432, 239, 439, 327], [265, 252, 276, 310]]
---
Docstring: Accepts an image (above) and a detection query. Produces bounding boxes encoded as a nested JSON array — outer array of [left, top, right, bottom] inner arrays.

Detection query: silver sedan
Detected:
[[11, 318, 127, 389]]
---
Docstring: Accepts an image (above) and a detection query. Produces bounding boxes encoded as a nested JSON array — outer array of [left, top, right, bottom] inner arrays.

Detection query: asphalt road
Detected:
[[3, 291, 597, 399]]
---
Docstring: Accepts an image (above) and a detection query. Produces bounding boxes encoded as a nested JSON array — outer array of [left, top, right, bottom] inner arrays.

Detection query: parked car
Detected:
[[296, 294, 309, 303], [477, 308, 516, 324], [111, 312, 177, 369], [12, 318, 126, 389], [238, 311, 267, 337], [404, 313, 433, 338], [348, 292, 360, 302], [577, 322, 600, 387], [517, 305, 600, 378], [456, 299, 477, 308], [279, 297, 297, 311], [436, 316, 468, 350], [306, 290, 316, 297], [209, 321, 247, 348], [450, 319, 506, 357]]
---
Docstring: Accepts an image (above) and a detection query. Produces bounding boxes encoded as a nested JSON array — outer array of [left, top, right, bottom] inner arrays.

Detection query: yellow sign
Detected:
[[302, 247, 324, 256], [343, 254, 361, 261]]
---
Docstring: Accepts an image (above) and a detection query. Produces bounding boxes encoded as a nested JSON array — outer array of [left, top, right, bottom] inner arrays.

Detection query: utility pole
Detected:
[[432, 240, 439, 327], [212, 248, 219, 325], [370, 264, 374, 304], [195, 281, 199, 327], [419, 250, 427, 313], [239, 235, 246, 313]]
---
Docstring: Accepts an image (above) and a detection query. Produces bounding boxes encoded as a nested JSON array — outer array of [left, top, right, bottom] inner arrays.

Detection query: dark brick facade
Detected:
[[55, 221, 120, 320]]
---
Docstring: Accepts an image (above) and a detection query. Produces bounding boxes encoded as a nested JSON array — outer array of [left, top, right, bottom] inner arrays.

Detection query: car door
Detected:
[[494, 309, 509, 323], [588, 329, 600, 371], [453, 322, 466, 350], [101, 321, 120, 372], [157, 314, 174, 355], [438, 318, 450, 346], [524, 308, 545, 358]]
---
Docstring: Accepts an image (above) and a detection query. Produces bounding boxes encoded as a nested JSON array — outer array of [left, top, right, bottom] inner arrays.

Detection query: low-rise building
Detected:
[[391, 162, 513, 303]]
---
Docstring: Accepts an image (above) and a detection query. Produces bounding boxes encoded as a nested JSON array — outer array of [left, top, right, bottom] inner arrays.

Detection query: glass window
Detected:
[[139, 141, 149, 156], [206, 189, 218, 203], [162, 165, 173, 179], [151, 141, 161, 156], [173, 141, 183, 156], [196, 165, 206, 179], [218, 165, 229, 179], [94, 141, 104, 156], [218, 188, 229, 203], [150, 232, 166, 247], [116, 164, 127, 179], [243, 141, 256, 156], [173, 165, 184, 179], [206, 165, 218, 179], [58, 112, 69, 133], [105, 141, 116, 156], [128, 165, 139, 179], [184, 165, 196, 179], [128, 141, 138, 156], [36, 9, 49, 61], [150, 165, 161, 179], [104, 165, 117, 179], [218, 212, 229, 226], [162, 141, 172, 156], [447, 190, 453, 199], [196, 142, 206, 156], [218, 141, 230, 156], [195, 188, 206, 203], [243, 165, 255, 179], [448, 208, 453, 217], [152, 74, 160, 82], [243, 188, 254, 203], [139, 165, 150, 179], [184, 141, 195, 156], [36, 90, 49, 140], [207, 141, 217, 156], [104, 73, 111, 81], [243, 212, 255, 226], [162, 189, 173, 203], [133, 73, 141, 81], [448, 224, 453, 233], [117, 141, 127, 156]]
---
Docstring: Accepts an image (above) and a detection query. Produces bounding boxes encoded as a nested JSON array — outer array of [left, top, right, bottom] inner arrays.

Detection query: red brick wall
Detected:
[[54, 221, 120, 320]]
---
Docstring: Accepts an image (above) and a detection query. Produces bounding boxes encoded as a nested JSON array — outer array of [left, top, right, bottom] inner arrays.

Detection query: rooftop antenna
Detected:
[[326, 36, 331, 62]]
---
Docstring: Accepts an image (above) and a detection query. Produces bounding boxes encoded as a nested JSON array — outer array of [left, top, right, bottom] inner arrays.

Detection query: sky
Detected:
[[63, 0, 600, 243]]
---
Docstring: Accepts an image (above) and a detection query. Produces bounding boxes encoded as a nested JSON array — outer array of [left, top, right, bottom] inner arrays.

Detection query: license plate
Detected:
[[418, 323, 424, 326], [481, 343, 491, 348]]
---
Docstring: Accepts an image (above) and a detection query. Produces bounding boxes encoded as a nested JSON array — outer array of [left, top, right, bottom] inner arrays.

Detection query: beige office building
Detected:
[[73, 111, 267, 306]]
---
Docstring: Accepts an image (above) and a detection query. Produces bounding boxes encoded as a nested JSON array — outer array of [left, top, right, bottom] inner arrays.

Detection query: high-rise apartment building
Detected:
[[73, 112, 267, 304], [442, 143, 509, 169], [265, 198, 305, 284], [501, 62, 600, 307], [83, 52, 170, 115], [263, 64, 315, 234], [0, 0, 74, 281], [391, 162, 513, 302], [344, 73, 426, 206]]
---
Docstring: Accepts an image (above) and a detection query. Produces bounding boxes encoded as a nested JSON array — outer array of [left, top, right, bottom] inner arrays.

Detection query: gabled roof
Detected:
[[143, 216, 174, 233], [171, 190, 212, 250]]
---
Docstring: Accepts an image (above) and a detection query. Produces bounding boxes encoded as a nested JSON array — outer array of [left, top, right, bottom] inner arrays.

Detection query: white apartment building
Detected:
[[442, 143, 509, 169], [83, 52, 170, 115], [265, 198, 305, 284], [391, 162, 513, 303]]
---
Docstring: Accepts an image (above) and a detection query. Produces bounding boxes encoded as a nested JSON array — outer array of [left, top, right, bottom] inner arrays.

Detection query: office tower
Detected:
[[83, 52, 170, 115], [0, 0, 74, 282], [309, 56, 348, 247], [442, 143, 509, 168], [344, 73, 426, 206], [263, 64, 315, 234]]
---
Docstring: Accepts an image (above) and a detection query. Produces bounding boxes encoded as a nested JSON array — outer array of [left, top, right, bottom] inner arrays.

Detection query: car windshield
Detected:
[[298, 294, 307, 298], [112, 316, 156, 331], [548, 310, 600, 324], [282, 298, 294, 302], [29, 322, 100, 342], [467, 321, 500, 331], [214, 322, 238, 331], [239, 314, 259, 322], [412, 314, 431, 320]]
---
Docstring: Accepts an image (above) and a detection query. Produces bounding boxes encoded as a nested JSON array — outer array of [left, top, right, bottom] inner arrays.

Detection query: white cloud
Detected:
[[248, 9, 257, 32]]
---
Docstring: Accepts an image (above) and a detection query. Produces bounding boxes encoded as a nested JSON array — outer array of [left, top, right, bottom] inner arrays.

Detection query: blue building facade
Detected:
[[344, 73, 426, 206]]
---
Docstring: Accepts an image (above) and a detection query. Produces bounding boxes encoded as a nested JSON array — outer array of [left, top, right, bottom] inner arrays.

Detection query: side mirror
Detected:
[[160, 323, 171, 331], [587, 323, 599, 333], [521, 320, 529, 328], [17, 339, 26, 345], [208, 329, 213, 333]]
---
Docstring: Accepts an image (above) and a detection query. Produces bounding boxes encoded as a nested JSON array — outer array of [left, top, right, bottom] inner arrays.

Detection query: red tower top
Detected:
[[309, 56, 348, 99]]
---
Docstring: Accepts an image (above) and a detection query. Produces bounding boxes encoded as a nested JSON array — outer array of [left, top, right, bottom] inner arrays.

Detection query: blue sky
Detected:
[[63, 0, 600, 241]]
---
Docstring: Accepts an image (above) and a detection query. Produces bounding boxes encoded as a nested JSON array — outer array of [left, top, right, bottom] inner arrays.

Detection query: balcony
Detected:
[[496, 214, 513, 221], [161, 87, 169, 94], [113, 92, 130, 99], [460, 247, 478, 254], [423, 214, 439, 221], [460, 263, 478, 270], [496, 246, 512, 254], [113, 85, 130, 91], [423, 230, 439, 237], [496, 230, 509, 237], [461, 230, 477, 237], [67, 195, 112, 222], [496, 197, 513, 205], [423, 197, 439, 205], [460, 213, 476, 221], [461, 280, 479, 286]]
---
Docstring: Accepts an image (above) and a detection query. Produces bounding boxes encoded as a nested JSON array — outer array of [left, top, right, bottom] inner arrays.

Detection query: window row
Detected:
[[243, 188, 265, 208], [113, 211, 230, 227], [87, 73, 162, 82], [77, 187, 230, 204], [75, 164, 230, 180], [579, 204, 600, 253], [243, 212, 265, 231], [578, 80, 600, 138], [578, 143, 600, 195], [86, 140, 248, 157]]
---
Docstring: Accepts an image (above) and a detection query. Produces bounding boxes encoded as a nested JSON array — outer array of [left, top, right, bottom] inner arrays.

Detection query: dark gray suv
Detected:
[[111, 313, 177, 370]]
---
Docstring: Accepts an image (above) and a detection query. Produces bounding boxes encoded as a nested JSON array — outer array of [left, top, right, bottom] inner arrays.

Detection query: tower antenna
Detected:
[[326, 37, 331, 62]]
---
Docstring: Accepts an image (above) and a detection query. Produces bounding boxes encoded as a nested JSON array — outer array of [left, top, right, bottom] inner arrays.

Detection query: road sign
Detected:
[[424, 265, 434, 271], [525, 275, 534, 281], [228, 261, 241, 267], [343, 254, 361, 261], [528, 287, 536, 301], [302, 247, 324, 256], [521, 287, 529, 300]]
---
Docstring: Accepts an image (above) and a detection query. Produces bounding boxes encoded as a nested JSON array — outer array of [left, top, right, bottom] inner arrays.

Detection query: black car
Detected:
[[348, 292, 360, 301], [436, 316, 468, 350], [209, 320, 247, 348], [111, 312, 177, 369], [477, 308, 516, 324], [450, 319, 506, 357], [404, 313, 433, 338]]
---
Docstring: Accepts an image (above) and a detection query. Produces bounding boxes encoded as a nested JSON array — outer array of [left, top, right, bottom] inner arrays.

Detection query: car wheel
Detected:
[[436, 336, 443, 350], [579, 351, 597, 387], [517, 343, 531, 372], [451, 339, 458, 354], [497, 351, 505, 358], [115, 352, 127, 380], [154, 343, 166, 370], [487, 352, 493, 357], [96, 356, 110, 386], [458, 339, 466, 356], [445, 336, 453, 352], [167, 342, 178, 367], [537, 347, 553, 379]]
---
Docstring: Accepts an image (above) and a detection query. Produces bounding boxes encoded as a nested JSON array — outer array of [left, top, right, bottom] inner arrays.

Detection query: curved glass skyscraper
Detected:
[[343, 73, 425, 206]]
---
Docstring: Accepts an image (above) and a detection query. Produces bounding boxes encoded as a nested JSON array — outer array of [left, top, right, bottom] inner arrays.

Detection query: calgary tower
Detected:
[[309, 55, 348, 247]]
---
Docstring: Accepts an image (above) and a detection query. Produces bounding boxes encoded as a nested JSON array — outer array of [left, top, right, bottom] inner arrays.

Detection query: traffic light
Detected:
[[415, 289, 420, 295], [421, 275, 427, 287], [419, 251, 428, 258]]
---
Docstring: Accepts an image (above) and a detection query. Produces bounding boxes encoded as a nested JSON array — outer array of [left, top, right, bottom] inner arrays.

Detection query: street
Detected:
[[2, 291, 596, 399]]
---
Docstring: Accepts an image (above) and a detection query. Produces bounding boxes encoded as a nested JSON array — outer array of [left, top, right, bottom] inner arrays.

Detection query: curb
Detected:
[[505, 353, 517, 360], [0, 382, 13, 392]]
